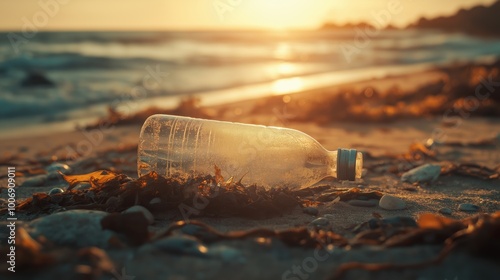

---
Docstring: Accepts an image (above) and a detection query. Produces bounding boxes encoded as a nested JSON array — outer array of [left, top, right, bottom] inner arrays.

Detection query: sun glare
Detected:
[[239, 0, 324, 30], [272, 77, 304, 95]]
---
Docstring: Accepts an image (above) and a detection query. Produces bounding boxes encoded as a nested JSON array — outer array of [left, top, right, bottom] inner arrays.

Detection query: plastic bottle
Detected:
[[138, 114, 363, 189]]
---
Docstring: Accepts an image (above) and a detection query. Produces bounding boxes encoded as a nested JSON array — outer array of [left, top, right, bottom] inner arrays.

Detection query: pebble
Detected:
[[146, 235, 208, 257], [310, 217, 330, 228], [208, 245, 246, 264], [323, 214, 335, 220], [439, 208, 452, 215], [379, 194, 406, 210], [28, 210, 114, 248], [48, 188, 64, 195], [47, 172, 64, 181], [348, 199, 378, 207], [180, 224, 219, 242], [46, 162, 72, 174], [303, 207, 319, 216], [149, 198, 161, 205], [20, 175, 47, 187], [73, 182, 92, 191], [123, 205, 155, 224], [401, 164, 441, 183], [458, 203, 480, 212]]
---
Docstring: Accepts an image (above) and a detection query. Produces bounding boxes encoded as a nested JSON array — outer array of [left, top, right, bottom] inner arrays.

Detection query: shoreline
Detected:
[[0, 62, 452, 140]]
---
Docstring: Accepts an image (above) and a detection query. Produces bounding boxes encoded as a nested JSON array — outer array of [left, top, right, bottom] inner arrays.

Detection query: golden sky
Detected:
[[0, 0, 496, 31]]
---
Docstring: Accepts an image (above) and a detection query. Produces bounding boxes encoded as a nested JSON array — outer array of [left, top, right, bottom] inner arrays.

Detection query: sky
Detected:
[[0, 0, 497, 31]]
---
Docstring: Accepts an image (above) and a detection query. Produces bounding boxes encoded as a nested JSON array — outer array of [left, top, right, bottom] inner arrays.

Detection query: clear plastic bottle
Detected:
[[138, 114, 363, 189]]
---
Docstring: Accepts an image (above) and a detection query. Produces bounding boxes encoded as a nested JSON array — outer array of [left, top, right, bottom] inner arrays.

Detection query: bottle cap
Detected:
[[337, 148, 357, 181]]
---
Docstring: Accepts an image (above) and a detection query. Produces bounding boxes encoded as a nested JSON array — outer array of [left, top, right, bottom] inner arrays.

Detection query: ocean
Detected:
[[1, 29, 500, 138]]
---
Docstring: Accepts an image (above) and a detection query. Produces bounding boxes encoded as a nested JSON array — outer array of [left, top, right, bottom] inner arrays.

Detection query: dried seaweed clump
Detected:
[[13, 168, 299, 219]]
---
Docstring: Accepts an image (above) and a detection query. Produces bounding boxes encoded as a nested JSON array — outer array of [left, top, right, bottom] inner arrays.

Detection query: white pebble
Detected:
[[379, 194, 406, 210], [401, 164, 441, 183], [123, 205, 155, 224]]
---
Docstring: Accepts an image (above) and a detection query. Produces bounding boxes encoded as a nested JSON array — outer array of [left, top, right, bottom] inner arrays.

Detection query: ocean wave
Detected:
[[0, 29, 499, 129]]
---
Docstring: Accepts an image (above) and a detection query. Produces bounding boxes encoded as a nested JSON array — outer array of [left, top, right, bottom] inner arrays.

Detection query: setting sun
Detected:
[[0, 0, 497, 31], [226, 0, 329, 29]]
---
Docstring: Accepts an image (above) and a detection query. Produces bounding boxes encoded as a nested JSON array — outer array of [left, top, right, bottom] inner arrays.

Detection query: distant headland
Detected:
[[322, 0, 500, 37]]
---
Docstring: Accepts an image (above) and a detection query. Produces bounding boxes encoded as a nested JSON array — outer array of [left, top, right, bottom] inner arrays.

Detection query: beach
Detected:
[[4, 0, 500, 278], [1, 62, 499, 279]]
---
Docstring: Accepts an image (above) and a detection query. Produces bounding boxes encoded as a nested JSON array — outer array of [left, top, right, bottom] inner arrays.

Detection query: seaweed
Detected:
[[330, 212, 500, 279], [250, 60, 500, 124], [13, 167, 301, 219]]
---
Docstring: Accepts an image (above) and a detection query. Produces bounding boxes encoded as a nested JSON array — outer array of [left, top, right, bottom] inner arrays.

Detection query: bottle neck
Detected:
[[327, 151, 339, 178]]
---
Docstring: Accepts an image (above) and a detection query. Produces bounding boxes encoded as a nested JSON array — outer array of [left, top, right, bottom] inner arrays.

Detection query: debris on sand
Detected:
[[331, 212, 500, 279], [401, 164, 441, 183], [258, 60, 500, 124], [13, 168, 300, 220]]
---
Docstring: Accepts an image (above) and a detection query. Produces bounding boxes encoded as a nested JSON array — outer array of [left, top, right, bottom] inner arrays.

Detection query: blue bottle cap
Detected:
[[337, 148, 357, 181]]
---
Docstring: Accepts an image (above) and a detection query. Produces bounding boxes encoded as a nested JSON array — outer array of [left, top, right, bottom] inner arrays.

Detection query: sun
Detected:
[[235, 0, 330, 30]]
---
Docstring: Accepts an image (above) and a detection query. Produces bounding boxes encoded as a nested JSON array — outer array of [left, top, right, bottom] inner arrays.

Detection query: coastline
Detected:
[[0, 61, 452, 140]]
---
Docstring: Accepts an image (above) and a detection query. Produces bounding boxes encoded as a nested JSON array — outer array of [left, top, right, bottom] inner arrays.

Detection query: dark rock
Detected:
[[28, 210, 115, 248], [303, 207, 319, 216], [21, 71, 55, 87], [20, 175, 47, 187], [458, 203, 480, 212], [439, 208, 453, 215]]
